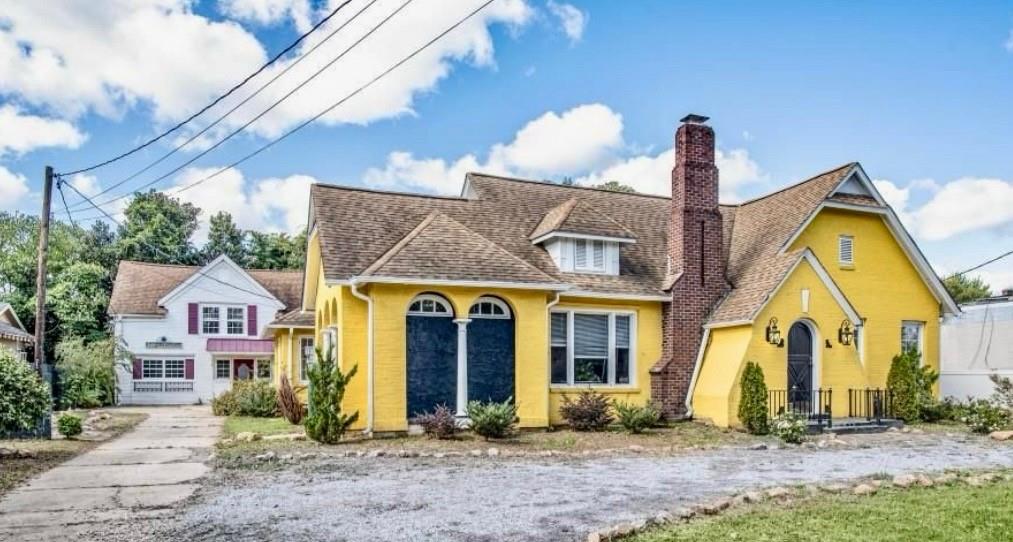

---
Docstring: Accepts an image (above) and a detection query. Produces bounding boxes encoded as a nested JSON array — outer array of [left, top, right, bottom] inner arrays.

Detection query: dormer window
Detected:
[[574, 239, 607, 273]]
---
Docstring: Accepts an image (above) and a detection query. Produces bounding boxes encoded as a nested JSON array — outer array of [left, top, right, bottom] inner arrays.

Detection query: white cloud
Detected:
[[974, 270, 1013, 294], [0, 166, 30, 208], [1005, 29, 1013, 52], [0, 1, 268, 122], [219, 0, 312, 31], [69, 173, 101, 197], [167, 167, 314, 243], [363, 102, 766, 199], [546, 1, 587, 44], [0, 104, 86, 156], [875, 177, 1013, 241]]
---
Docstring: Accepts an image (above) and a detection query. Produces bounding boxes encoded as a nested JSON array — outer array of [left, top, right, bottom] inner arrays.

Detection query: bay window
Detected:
[[550, 310, 635, 386]]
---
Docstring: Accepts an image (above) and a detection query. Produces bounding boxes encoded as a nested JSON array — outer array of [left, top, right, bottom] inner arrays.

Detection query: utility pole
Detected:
[[33, 166, 53, 375]]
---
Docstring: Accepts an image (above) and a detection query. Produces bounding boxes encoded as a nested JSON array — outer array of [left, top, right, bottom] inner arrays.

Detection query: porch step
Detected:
[[808, 417, 903, 435]]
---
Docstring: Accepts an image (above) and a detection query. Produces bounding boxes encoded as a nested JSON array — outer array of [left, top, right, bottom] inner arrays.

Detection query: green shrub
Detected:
[[0, 352, 51, 434], [304, 346, 359, 444], [887, 349, 936, 422], [771, 410, 807, 444], [920, 396, 961, 423], [412, 404, 458, 439], [960, 399, 1010, 434], [737, 361, 769, 435], [613, 401, 660, 434], [211, 380, 278, 417], [559, 390, 613, 431], [57, 413, 83, 439], [990, 374, 1013, 414], [466, 398, 517, 440], [56, 337, 124, 409]]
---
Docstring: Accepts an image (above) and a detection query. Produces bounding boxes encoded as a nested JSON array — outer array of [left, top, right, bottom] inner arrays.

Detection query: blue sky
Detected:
[[1, 0, 1011, 290]]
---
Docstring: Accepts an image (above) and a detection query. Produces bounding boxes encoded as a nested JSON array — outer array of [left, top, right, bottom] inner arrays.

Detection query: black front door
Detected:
[[787, 322, 813, 409], [467, 317, 515, 404], [406, 315, 457, 418]]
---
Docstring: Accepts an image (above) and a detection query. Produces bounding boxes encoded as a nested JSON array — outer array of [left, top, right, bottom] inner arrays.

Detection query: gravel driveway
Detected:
[[81, 431, 1013, 542]]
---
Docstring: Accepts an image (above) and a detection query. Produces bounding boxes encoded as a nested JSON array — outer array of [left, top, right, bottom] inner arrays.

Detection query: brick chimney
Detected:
[[651, 114, 728, 419]]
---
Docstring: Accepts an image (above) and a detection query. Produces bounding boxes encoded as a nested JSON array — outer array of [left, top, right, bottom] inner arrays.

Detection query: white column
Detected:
[[454, 318, 471, 417]]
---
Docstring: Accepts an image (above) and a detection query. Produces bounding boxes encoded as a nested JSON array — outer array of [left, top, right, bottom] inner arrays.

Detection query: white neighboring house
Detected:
[[0, 302, 33, 362], [109, 255, 302, 405], [940, 289, 1013, 400]]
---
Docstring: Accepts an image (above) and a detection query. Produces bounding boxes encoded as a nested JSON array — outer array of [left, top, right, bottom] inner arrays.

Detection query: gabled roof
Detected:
[[359, 212, 562, 286], [529, 198, 636, 243], [109, 260, 303, 316], [0, 302, 33, 343], [268, 309, 315, 328]]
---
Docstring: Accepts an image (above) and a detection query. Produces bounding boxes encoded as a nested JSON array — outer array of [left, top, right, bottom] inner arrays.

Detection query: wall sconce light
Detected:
[[765, 317, 782, 346], [838, 320, 854, 346]]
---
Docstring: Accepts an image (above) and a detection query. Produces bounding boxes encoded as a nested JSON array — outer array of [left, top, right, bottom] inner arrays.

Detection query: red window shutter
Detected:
[[247, 305, 257, 336], [188, 303, 199, 334], [184, 358, 195, 380], [132, 359, 143, 380]]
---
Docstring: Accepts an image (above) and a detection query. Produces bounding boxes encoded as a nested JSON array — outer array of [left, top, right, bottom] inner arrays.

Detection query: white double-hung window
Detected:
[[901, 321, 924, 354], [550, 310, 634, 386], [573, 239, 607, 273], [200, 305, 245, 335]]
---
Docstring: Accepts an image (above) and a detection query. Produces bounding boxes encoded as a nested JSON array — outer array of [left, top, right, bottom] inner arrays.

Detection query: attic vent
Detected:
[[838, 235, 854, 265]]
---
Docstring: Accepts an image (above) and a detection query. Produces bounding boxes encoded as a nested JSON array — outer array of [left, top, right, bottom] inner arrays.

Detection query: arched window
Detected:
[[468, 296, 511, 319], [407, 294, 453, 316]]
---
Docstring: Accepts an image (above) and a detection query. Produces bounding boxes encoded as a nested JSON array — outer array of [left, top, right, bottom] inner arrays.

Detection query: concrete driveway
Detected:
[[0, 406, 222, 541]]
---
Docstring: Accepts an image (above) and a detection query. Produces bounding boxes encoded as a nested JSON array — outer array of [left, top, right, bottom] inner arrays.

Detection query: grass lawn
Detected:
[[215, 418, 765, 463], [629, 478, 1013, 542], [0, 409, 146, 497]]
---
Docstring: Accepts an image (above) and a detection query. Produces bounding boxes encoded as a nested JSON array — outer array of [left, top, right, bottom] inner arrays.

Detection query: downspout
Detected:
[[684, 327, 711, 418], [349, 281, 374, 435], [545, 291, 562, 426]]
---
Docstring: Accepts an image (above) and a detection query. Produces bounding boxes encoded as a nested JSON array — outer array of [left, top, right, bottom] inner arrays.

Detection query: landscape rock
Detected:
[[749, 443, 768, 451], [934, 473, 958, 485], [853, 483, 877, 496], [673, 507, 695, 520], [742, 490, 764, 503], [989, 430, 1013, 441], [766, 486, 792, 499], [487, 448, 500, 457], [586, 532, 602, 542], [821, 483, 849, 493], [628, 445, 645, 453], [255, 451, 276, 461], [915, 474, 934, 487], [700, 498, 732, 515], [892, 474, 918, 488], [235, 432, 261, 442], [263, 433, 306, 442]]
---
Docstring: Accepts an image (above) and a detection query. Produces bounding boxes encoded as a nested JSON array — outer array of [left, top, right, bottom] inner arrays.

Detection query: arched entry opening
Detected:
[[406, 294, 457, 418], [787, 321, 815, 411], [466, 296, 515, 404]]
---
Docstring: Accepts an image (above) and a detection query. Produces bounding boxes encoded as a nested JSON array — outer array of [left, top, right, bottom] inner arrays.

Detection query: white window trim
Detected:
[[299, 337, 315, 383], [550, 309, 637, 388], [572, 239, 608, 274], [255, 358, 272, 380], [141, 358, 187, 380], [200, 303, 246, 336], [901, 320, 925, 358], [406, 294, 454, 317], [468, 297, 512, 319], [215, 359, 232, 380]]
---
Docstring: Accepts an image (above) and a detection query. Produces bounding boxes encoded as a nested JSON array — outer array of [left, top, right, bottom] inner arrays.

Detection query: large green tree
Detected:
[[247, 230, 306, 270], [203, 211, 247, 265], [115, 190, 199, 264], [595, 180, 637, 193], [46, 262, 110, 341], [943, 274, 992, 304]]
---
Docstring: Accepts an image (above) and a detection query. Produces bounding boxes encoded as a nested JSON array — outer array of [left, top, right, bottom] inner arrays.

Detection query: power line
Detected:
[[949, 249, 1013, 278], [63, 0, 382, 211], [67, 0, 415, 219], [73, 0, 494, 222], [61, 180, 281, 303], [56, 0, 356, 178]]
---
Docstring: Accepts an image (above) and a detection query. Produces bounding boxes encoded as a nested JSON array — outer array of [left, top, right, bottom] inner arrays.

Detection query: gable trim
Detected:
[[350, 276, 569, 292], [530, 231, 637, 246], [829, 164, 886, 206], [0, 304, 28, 333], [158, 255, 284, 309], [563, 290, 670, 302]]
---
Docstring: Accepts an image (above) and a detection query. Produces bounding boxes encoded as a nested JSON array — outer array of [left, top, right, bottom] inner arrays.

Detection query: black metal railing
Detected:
[[848, 388, 895, 422], [767, 388, 833, 430]]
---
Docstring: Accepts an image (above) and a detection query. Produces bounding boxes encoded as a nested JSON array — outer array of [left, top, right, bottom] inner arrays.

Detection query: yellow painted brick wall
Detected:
[[690, 325, 752, 427]]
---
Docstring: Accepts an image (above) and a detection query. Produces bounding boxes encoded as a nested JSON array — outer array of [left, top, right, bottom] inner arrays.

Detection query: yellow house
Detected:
[[273, 114, 957, 433]]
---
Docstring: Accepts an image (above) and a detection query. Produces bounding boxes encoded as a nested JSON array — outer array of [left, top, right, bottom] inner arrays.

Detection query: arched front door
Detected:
[[787, 322, 813, 410], [406, 295, 457, 418], [467, 297, 515, 404]]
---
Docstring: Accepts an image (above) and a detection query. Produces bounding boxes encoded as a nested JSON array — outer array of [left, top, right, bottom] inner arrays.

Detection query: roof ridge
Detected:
[[466, 172, 672, 200], [735, 162, 857, 207], [313, 182, 467, 201], [572, 198, 638, 238], [359, 212, 441, 276], [439, 214, 560, 283]]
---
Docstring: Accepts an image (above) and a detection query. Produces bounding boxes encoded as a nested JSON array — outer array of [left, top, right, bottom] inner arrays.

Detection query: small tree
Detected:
[[0, 352, 51, 434], [738, 361, 769, 435], [304, 346, 358, 444], [887, 349, 936, 422], [277, 374, 305, 425], [559, 390, 613, 431], [55, 337, 126, 409]]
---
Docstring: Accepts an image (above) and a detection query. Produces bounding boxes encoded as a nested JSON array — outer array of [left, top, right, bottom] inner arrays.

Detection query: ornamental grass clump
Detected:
[[277, 375, 305, 425], [737, 361, 769, 435], [304, 346, 359, 444], [411, 404, 458, 440], [559, 390, 613, 431], [0, 352, 51, 435], [771, 410, 808, 444], [466, 398, 517, 440], [57, 413, 83, 439], [613, 401, 660, 434]]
